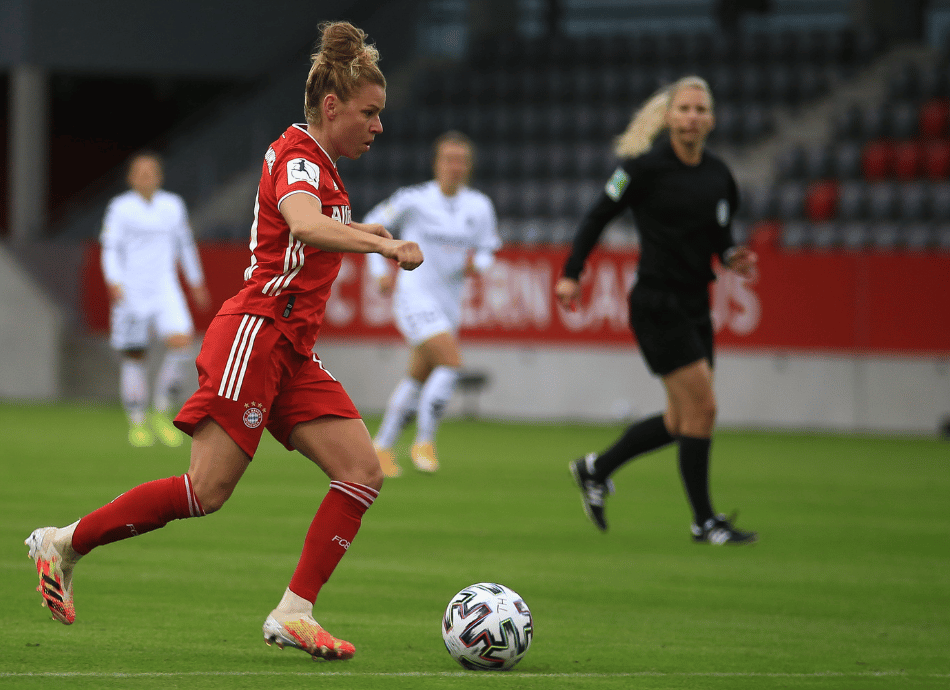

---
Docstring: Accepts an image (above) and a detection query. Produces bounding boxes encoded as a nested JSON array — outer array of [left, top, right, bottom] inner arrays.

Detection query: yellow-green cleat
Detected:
[[148, 410, 183, 447], [128, 421, 155, 448]]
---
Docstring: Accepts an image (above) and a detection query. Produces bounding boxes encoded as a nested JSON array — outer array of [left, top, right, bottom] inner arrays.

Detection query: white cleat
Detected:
[[25, 523, 80, 625]]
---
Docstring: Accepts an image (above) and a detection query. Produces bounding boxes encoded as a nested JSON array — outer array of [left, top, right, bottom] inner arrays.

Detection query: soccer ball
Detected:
[[441, 582, 533, 671]]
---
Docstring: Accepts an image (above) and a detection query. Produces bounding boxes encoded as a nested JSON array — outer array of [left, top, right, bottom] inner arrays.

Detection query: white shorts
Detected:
[[110, 288, 194, 351], [393, 291, 456, 346]]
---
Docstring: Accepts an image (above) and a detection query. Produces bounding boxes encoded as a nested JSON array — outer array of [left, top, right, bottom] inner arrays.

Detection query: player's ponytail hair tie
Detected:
[[614, 75, 713, 158]]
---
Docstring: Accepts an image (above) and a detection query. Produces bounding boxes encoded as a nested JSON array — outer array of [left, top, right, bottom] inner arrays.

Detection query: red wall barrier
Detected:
[[80, 242, 950, 355]]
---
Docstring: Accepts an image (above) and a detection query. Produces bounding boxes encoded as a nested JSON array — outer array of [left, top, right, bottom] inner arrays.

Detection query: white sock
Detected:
[[121, 358, 148, 425], [57, 520, 83, 565], [414, 366, 459, 445], [153, 347, 193, 412], [375, 377, 422, 449], [274, 587, 313, 619]]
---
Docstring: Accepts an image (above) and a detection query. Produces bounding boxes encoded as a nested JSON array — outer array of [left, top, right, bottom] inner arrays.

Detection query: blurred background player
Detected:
[[365, 131, 500, 476], [26, 21, 422, 661], [100, 151, 211, 447], [555, 76, 760, 545]]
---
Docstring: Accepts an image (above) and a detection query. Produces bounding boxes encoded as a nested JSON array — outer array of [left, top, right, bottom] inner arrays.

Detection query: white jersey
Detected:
[[100, 189, 204, 306], [364, 180, 500, 333]]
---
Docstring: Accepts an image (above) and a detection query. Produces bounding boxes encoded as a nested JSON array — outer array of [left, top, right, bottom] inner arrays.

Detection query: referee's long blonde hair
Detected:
[[614, 75, 714, 158]]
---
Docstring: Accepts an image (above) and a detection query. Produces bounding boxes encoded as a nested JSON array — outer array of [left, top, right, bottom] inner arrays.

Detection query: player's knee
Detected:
[[690, 397, 717, 431], [360, 460, 384, 492], [190, 477, 234, 514]]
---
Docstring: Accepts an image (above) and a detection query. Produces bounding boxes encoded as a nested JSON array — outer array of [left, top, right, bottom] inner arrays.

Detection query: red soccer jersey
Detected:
[[219, 124, 352, 356]]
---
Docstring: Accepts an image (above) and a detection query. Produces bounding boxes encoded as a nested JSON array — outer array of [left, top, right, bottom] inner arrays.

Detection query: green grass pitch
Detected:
[[1, 402, 948, 689]]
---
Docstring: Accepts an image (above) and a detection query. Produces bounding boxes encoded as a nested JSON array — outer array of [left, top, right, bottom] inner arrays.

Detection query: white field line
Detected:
[[2, 671, 947, 679]]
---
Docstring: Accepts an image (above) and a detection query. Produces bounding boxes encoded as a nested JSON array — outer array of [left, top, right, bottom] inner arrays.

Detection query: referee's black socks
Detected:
[[592, 413, 675, 480], [677, 435, 715, 525]]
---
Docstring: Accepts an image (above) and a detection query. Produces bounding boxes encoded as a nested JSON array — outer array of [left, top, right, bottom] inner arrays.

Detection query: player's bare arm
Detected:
[[282, 192, 422, 270], [350, 221, 392, 239]]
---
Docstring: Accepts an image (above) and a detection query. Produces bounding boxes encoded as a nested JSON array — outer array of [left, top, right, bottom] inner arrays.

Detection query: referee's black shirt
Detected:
[[563, 136, 739, 294]]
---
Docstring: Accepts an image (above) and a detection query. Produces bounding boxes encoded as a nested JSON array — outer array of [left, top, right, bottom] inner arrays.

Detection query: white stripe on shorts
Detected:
[[218, 314, 265, 401]]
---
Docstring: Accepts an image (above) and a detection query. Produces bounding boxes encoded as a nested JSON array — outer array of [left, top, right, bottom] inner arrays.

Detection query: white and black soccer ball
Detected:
[[441, 582, 533, 671]]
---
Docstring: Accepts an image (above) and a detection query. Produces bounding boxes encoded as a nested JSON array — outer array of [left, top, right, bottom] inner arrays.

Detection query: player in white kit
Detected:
[[365, 131, 500, 475], [100, 151, 211, 447]]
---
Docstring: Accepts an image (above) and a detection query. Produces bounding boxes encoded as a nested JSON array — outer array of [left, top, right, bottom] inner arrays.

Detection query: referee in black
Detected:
[[556, 75, 759, 545]]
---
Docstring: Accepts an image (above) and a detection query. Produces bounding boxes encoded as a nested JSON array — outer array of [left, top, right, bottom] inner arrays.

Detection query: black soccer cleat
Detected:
[[691, 514, 758, 545], [569, 453, 614, 532]]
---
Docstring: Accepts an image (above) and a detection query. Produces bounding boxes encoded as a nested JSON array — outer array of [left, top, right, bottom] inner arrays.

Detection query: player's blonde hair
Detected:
[[304, 21, 386, 126], [614, 75, 714, 158]]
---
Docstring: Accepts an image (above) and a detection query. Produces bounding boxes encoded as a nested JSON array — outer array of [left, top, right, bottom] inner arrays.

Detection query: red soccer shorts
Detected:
[[175, 314, 360, 458]]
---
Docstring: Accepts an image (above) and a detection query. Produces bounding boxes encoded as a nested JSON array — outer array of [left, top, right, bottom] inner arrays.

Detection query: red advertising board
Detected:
[[80, 242, 950, 355]]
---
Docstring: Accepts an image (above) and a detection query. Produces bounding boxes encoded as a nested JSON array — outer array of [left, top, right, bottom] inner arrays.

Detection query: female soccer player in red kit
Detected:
[[25, 21, 422, 661]]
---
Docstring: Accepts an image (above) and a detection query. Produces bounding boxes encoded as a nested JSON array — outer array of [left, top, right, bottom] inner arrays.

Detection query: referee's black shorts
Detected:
[[628, 284, 713, 376]]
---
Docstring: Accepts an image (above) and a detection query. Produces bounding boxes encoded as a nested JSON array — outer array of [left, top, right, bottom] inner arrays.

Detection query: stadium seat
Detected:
[[742, 185, 778, 221], [919, 65, 950, 100], [811, 221, 840, 249], [570, 104, 600, 142], [840, 221, 870, 249], [859, 104, 891, 141], [764, 31, 796, 65], [741, 105, 773, 144], [934, 224, 950, 250], [833, 104, 862, 141], [546, 180, 575, 219], [897, 182, 930, 221], [929, 182, 950, 220], [603, 105, 628, 139], [513, 144, 546, 179], [866, 181, 899, 221], [780, 221, 811, 249], [776, 182, 806, 220], [708, 33, 740, 65], [789, 29, 819, 64], [892, 141, 923, 180], [889, 102, 919, 139], [680, 31, 713, 68], [711, 103, 742, 144], [903, 222, 934, 250], [802, 144, 833, 180], [765, 64, 799, 106], [923, 140, 950, 180], [887, 63, 922, 101], [837, 181, 868, 221], [737, 32, 769, 65], [574, 143, 610, 180], [544, 143, 576, 181], [479, 143, 515, 181], [832, 142, 863, 179], [709, 67, 740, 102], [862, 140, 893, 180], [738, 66, 767, 103], [869, 221, 901, 249], [796, 65, 828, 103], [488, 182, 519, 219], [775, 145, 806, 181], [919, 98, 950, 138], [805, 180, 838, 222]]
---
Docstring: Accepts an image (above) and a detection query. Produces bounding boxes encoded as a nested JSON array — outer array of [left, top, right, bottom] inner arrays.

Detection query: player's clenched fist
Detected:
[[383, 239, 423, 271]]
